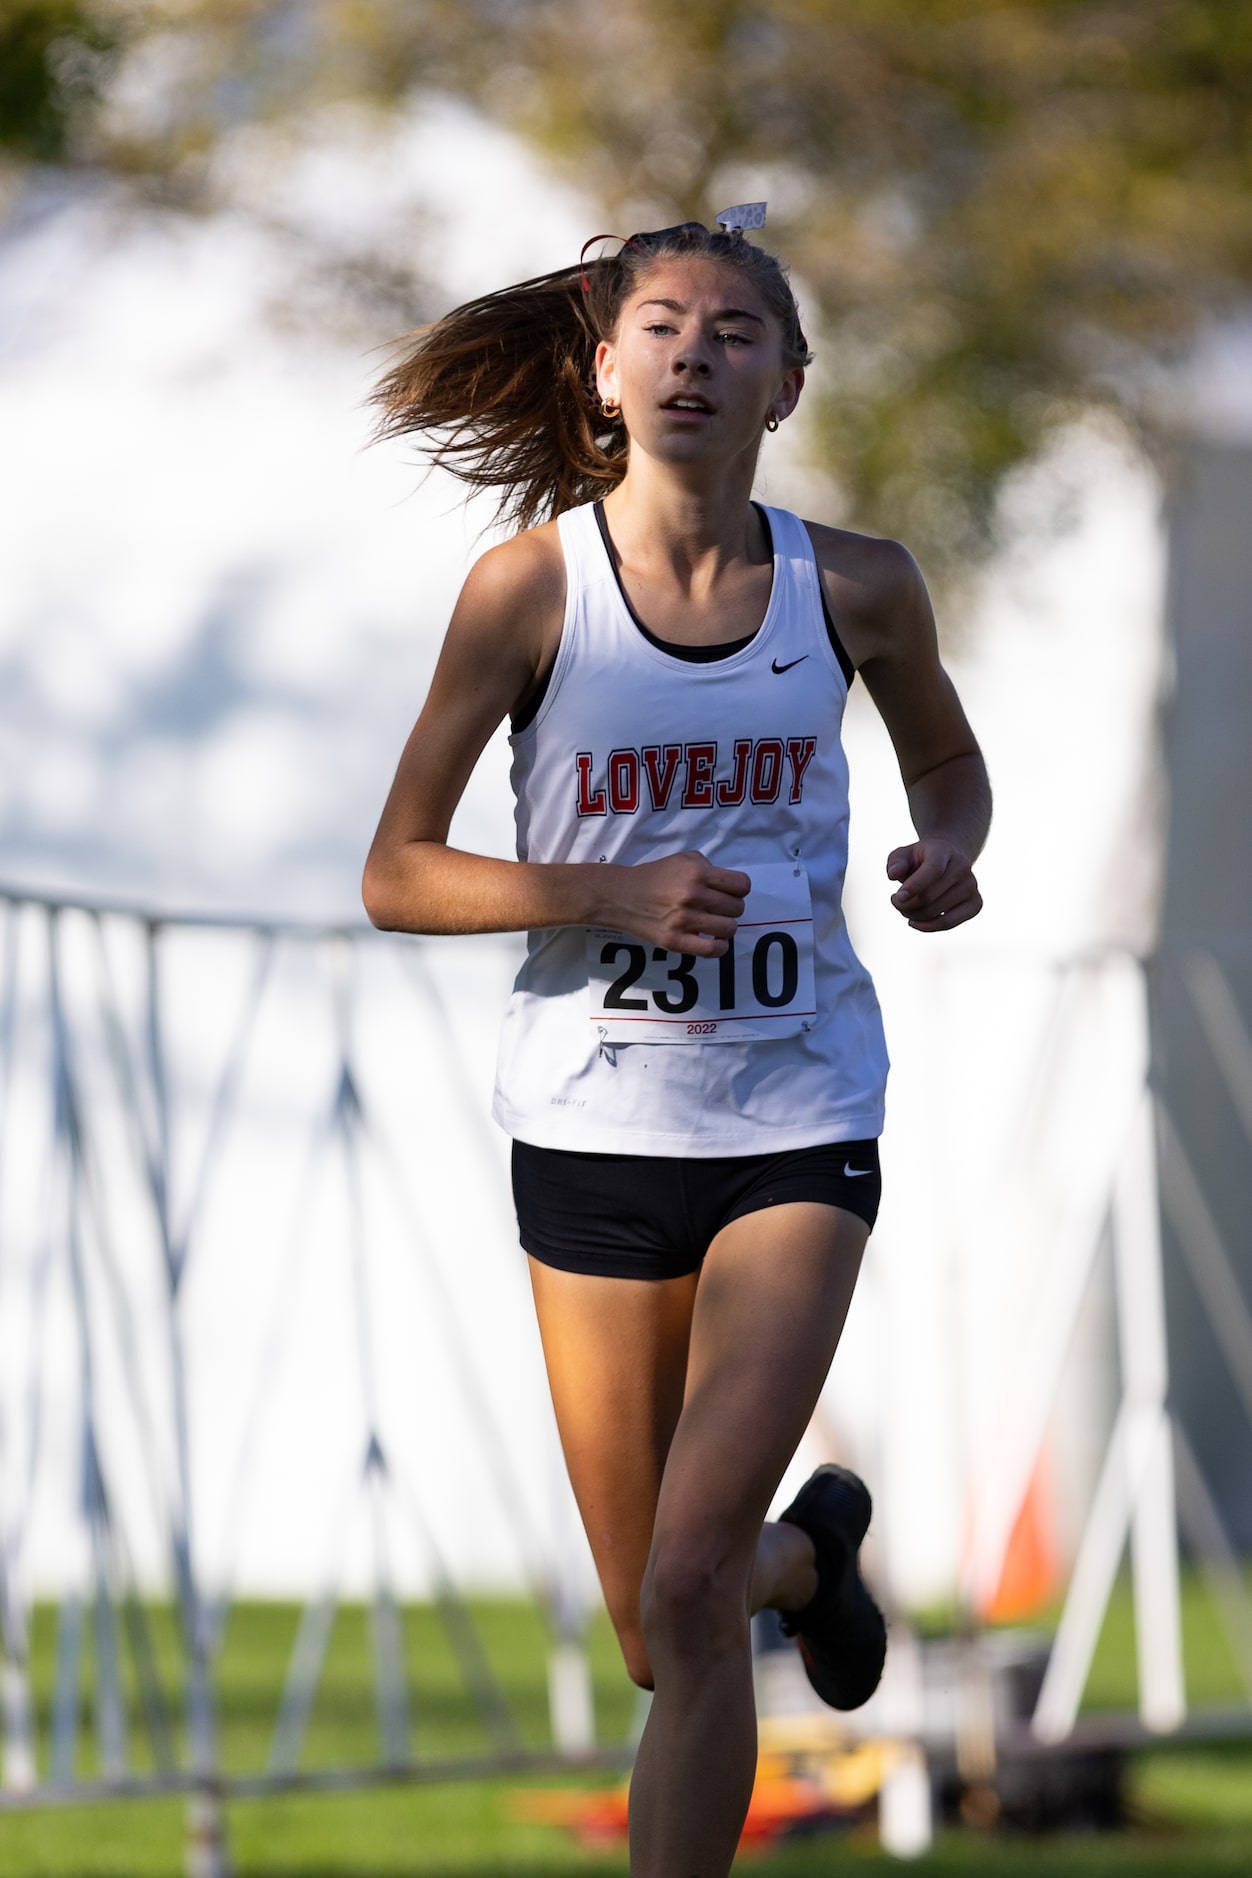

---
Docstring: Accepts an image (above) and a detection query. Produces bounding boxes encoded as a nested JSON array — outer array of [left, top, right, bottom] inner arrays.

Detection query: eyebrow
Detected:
[[637, 298, 766, 325]]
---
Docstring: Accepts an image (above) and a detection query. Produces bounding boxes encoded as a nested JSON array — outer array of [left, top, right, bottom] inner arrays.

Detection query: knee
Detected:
[[599, 1589, 655, 1690], [640, 1533, 749, 1664], [620, 1636, 655, 1690], [606, 1609, 655, 1689]]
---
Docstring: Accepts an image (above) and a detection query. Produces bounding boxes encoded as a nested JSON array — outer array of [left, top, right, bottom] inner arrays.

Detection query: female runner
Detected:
[[364, 208, 990, 1878]]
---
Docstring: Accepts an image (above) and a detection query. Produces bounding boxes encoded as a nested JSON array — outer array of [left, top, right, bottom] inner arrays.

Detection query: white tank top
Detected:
[[491, 500, 889, 1155]]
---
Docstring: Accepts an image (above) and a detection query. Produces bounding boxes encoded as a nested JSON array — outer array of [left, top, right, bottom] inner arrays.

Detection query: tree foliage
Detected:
[[5, 1, 1252, 571], [0, 0, 122, 163]]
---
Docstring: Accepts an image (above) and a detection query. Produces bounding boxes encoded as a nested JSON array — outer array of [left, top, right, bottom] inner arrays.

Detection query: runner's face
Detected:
[[595, 259, 803, 466]]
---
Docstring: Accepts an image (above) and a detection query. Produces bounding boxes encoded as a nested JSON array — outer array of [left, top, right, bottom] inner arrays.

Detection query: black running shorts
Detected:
[[512, 1138, 881, 1282]]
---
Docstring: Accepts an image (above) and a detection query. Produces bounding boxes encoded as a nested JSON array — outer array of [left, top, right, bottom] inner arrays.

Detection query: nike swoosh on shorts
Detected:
[[843, 1163, 872, 1177]]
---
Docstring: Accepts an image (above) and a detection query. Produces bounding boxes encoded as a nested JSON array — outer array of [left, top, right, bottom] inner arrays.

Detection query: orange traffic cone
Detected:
[[984, 1454, 1059, 1623]]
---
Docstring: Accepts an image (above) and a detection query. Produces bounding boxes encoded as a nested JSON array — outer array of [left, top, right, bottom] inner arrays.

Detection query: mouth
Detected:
[[662, 395, 714, 415]]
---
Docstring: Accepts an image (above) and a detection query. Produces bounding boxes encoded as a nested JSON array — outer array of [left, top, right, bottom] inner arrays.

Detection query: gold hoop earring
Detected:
[[765, 412, 780, 433], [601, 397, 621, 420]]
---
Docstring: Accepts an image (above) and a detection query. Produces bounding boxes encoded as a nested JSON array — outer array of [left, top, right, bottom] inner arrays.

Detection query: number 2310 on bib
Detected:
[[587, 862, 817, 1045]]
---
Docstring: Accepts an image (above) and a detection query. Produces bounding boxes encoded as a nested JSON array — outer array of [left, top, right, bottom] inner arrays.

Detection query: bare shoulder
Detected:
[[802, 521, 932, 671], [430, 519, 567, 714], [803, 520, 981, 784], [456, 518, 566, 640]]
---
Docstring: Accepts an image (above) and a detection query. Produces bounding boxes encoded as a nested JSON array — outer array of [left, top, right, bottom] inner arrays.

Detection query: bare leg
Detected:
[[751, 1518, 818, 1616], [528, 1203, 866, 1876], [629, 1203, 867, 1878], [526, 1255, 825, 1689], [526, 1257, 698, 1687]]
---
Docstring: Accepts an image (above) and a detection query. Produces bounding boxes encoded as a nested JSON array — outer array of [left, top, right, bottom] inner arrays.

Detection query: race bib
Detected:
[[587, 862, 817, 1045]]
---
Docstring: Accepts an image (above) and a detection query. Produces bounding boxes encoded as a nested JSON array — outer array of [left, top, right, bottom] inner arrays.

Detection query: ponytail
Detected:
[[372, 226, 812, 533]]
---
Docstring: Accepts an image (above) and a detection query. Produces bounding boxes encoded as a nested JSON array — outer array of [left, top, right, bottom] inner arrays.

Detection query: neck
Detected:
[[601, 451, 767, 578]]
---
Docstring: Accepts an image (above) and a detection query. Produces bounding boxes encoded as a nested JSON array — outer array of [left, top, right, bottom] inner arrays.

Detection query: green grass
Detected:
[[1, 1573, 1250, 1875], [1083, 1569, 1250, 1712], [4, 1786, 1252, 1878], [19, 1595, 639, 1781]]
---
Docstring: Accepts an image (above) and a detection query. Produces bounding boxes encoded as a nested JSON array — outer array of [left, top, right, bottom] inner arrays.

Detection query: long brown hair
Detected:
[[371, 223, 812, 534]]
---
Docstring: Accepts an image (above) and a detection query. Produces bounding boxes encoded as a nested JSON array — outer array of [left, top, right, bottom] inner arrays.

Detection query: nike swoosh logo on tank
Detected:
[[771, 655, 808, 674]]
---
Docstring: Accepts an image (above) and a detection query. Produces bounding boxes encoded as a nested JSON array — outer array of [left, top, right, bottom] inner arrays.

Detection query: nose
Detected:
[[671, 330, 716, 377]]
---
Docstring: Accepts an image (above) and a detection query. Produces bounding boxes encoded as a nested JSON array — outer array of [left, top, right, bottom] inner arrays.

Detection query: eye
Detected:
[[718, 330, 753, 346], [644, 321, 675, 336]]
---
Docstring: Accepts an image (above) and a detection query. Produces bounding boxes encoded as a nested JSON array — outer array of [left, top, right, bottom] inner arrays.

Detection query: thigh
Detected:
[[527, 1257, 699, 1639], [650, 1202, 869, 1574]]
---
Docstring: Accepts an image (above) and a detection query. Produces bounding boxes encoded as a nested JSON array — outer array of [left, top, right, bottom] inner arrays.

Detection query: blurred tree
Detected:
[[0, 0, 122, 163], [4, 0, 1251, 573], [423, 0, 1252, 570]]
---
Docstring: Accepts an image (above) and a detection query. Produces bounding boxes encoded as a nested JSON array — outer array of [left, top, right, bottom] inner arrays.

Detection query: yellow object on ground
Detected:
[[511, 1730, 907, 1849]]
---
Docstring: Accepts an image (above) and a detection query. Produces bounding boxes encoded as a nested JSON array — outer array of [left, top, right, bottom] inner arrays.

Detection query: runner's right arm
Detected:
[[362, 532, 747, 952]]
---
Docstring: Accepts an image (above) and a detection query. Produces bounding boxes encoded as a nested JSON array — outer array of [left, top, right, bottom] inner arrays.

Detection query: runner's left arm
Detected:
[[844, 540, 991, 934]]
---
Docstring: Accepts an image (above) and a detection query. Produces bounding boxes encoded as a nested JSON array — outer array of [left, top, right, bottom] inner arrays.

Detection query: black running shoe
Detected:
[[776, 1464, 887, 1711]]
